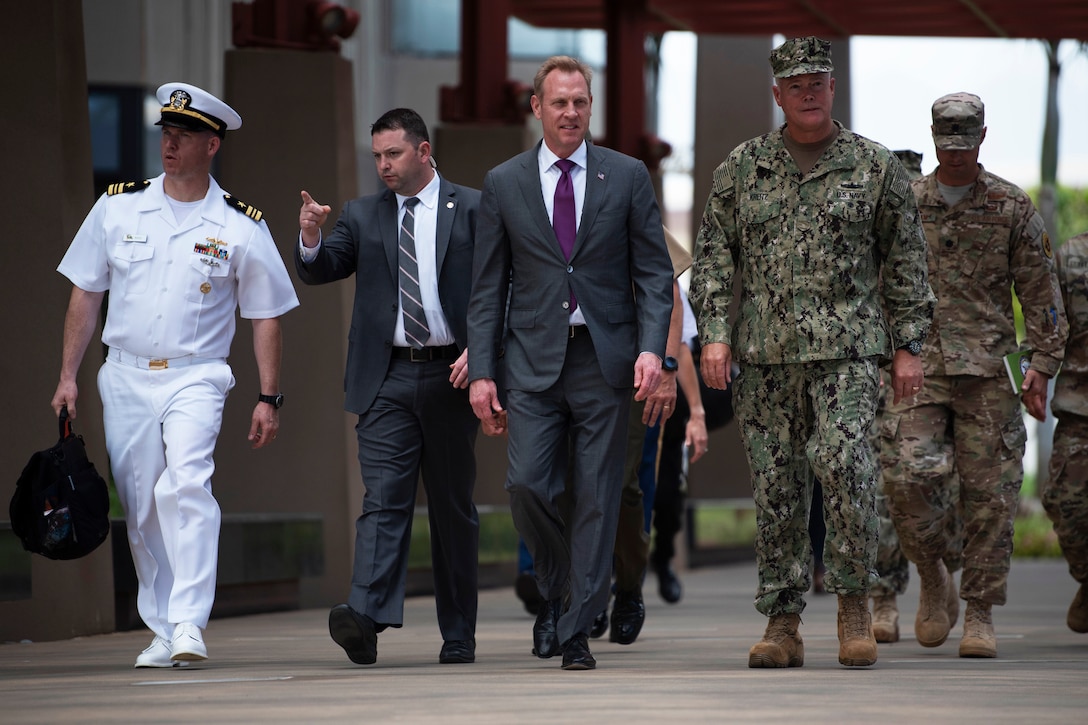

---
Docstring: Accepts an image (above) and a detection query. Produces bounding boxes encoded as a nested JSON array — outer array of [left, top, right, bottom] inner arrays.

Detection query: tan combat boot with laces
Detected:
[[748, 613, 804, 668]]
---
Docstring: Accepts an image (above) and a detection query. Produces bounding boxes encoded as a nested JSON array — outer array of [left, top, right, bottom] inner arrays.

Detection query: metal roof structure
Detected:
[[511, 0, 1088, 40]]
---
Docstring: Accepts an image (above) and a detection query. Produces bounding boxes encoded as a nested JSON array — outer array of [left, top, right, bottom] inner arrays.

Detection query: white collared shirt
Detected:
[[538, 140, 589, 325], [393, 172, 453, 347]]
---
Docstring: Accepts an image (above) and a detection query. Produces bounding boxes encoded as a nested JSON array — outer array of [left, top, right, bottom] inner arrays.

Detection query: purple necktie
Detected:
[[553, 158, 577, 311]]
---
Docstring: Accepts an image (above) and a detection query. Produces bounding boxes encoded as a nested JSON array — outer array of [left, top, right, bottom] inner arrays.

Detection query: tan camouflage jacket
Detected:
[[912, 166, 1067, 379], [1054, 232, 1088, 415], [690, 122, 934, 364]]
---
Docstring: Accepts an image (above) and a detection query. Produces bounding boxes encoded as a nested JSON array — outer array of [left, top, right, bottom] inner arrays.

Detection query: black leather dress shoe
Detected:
[[532, 597, 562, 658], [609, 589, 645, 645], [589, 607, 609, 639], [439, 639, 476, 664], [657, 565, 683, 604], [328, 604, 378, 665], [561, 633, 596, 670]]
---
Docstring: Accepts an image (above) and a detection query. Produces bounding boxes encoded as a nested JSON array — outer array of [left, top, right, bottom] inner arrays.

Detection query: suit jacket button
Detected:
[[562, 301, 570, 310], [567, 265, 573, 273]]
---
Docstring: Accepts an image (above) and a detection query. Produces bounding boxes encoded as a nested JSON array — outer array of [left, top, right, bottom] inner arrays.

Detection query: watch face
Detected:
[[908, 340, 922, 356], [663, 356, 679, 372]]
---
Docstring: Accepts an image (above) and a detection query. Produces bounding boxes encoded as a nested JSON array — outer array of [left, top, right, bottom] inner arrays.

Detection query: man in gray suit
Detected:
[[296, 108, 480, 667], [468, 56, 674, 670]]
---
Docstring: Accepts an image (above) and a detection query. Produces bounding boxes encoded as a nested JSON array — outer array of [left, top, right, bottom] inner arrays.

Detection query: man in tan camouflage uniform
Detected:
[[690, 37, 935, 669], [1042, 230, 1088, 634], [883, 92, 1068, 658]]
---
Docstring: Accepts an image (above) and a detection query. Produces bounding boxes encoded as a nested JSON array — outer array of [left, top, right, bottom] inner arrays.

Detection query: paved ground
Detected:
[[1, 558, 1085, 724]]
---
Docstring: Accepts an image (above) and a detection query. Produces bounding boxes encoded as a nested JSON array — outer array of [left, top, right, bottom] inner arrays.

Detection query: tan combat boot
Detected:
[[871, 594, 899, 643], [838, 594, 878, 666], [915, 560, 951, 647], [959, 599, 996, 657], [748, 613, 804, 668], [1067, 583, 1088, 634]]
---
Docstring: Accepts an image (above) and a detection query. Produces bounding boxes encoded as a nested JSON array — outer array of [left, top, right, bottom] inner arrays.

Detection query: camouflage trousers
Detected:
[[870, 374, 909, 597], [871, 380, 964, 597], [1042, 412, 1088, 583], [735, 358, 880, 617], [882, 375, 1024, 605]]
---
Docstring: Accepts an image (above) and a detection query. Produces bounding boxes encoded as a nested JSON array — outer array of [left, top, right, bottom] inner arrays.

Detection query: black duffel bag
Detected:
[[10, 407, 110, 559]]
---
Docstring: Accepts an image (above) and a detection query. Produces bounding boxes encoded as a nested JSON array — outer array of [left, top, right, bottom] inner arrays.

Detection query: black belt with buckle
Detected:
[[390, 344, 460, 362]]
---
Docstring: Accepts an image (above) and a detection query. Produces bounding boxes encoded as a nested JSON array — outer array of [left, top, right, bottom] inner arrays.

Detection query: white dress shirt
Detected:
[[537, 140, 588, 326]]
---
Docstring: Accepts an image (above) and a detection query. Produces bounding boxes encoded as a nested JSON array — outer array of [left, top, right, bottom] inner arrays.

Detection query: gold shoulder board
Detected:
[[224, 194, 263, 222], [106, 180, 151, 196]]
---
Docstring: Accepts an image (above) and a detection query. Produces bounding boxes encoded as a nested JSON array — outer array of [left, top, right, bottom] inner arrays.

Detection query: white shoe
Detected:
[[135, 636, 189, 668], [170, 622, 208, 662]]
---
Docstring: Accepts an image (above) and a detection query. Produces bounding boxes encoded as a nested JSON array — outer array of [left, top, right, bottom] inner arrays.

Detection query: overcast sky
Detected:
[[658, 34, 1088, 199]]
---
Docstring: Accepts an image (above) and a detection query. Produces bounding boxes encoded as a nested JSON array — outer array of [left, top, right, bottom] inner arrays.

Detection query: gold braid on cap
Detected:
[[161, 90, 224, 132]]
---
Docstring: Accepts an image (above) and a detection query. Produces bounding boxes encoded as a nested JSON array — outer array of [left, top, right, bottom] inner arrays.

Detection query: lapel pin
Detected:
[[447, 201, 454, 209], [597, 172, 605, 180]]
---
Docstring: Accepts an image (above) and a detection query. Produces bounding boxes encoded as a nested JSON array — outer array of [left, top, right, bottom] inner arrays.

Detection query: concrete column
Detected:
[[218, 49, 360, 608], [0, 0, 116, 642]]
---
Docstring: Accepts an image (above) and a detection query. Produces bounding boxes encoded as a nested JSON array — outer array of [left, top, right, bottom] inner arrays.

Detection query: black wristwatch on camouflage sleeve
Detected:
[[898, 340, 923, 356]]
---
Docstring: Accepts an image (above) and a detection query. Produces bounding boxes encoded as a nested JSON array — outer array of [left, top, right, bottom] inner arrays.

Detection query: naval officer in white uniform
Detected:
[[51, 82, 299, 668]]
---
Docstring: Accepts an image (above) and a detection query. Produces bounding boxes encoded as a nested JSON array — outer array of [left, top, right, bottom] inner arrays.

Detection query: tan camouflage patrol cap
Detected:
[[769, 36, 834, 78], [931, 92, 984, 151]]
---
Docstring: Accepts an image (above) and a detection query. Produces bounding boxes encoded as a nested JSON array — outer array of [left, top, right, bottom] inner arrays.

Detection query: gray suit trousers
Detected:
[[506, 331, 632, 644]]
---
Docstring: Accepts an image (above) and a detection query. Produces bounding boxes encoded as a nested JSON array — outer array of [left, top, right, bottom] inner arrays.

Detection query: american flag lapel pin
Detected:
[[597, 172, 605, 180]]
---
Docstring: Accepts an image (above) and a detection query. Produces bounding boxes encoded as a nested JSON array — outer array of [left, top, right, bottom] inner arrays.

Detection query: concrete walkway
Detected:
[[1, 558, 1085, 724]]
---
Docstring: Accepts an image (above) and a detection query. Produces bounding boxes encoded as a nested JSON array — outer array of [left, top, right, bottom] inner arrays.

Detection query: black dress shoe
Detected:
[[561, 633, 596, 670], [515, 571, 544, 616], [657, 565, 683, 604], [328, 604, 378, 665], [532, 597, 562, 658], [589, 607, 609, 639], [439, 639, 476, 664], [609, 589, 645, 645]]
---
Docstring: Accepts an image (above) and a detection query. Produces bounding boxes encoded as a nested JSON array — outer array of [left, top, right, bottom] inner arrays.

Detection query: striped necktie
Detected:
[[398, 197, 429, 349]]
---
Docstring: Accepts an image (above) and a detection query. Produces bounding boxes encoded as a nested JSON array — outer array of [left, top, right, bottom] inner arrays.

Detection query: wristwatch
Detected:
[[662, 356, 679, 373], [898, 340, 923, 356], [258, 393, 285, 409]]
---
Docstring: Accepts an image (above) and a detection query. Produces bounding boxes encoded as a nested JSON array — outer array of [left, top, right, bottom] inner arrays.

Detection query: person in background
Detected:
[[1041, 229, 1088, 635], [883, 92, 1067, 658], [690, 36, 935, 669], [52, 82, 299, 668], [650, 277, 718, 604]]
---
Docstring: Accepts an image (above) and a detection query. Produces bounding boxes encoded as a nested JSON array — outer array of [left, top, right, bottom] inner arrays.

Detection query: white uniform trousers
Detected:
[[98, 355, 234, 639]]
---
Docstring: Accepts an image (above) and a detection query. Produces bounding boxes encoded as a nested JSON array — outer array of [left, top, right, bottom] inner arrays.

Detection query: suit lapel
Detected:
[[435, 177, 454, 274], [575, 143, 607, 257], [515, 143, 565, 262], [379, 189, 399, 282]]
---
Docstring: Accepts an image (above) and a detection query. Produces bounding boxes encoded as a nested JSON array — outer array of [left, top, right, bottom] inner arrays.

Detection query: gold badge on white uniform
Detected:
[[200, 282, 212, 294]]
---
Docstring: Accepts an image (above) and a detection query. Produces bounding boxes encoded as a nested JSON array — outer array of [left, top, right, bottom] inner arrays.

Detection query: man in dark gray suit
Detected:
[[467, 56, 674, 670], [296, 108, 480, 667]]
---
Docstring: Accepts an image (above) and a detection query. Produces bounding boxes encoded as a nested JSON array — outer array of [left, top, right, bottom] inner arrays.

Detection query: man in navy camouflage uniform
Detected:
[[690, 37, 935, 669]]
